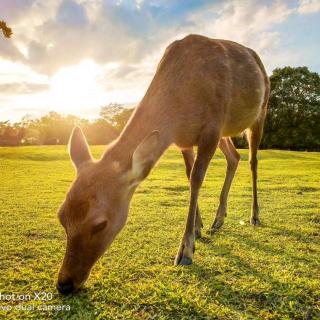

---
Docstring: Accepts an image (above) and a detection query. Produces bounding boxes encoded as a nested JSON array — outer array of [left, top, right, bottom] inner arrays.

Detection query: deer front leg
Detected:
[[175, 129, 220, 265], [174, 190, 199, 265], [182, 148, 203, 238]]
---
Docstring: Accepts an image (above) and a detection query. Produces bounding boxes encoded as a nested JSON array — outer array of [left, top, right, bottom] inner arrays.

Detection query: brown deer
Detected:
[[57, 34, 269, 294]]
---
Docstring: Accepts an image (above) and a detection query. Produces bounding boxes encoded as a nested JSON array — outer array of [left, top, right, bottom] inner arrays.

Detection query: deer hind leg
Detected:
[[175, 127, 221, 265], [209, 137, 240, 233], [182, 148, 203, 239], [246, 112, 266, 226]]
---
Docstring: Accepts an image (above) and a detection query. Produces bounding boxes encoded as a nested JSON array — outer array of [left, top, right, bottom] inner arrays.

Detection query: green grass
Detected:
[[0, 146, 319, 319]]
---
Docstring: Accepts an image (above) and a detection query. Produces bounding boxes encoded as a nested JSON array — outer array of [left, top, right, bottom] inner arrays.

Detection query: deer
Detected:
[[57, 34, 270, 294]]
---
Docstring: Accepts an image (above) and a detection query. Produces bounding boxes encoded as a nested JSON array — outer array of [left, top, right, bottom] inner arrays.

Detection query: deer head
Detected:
[[57, 127, 159, 294]]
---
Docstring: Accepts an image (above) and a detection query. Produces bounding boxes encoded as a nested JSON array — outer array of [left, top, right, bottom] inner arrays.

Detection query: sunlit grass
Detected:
[[0, 146, 319, 319]]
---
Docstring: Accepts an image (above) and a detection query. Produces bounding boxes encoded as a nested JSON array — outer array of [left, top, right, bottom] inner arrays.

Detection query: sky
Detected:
[[0, 0, 320, 122]]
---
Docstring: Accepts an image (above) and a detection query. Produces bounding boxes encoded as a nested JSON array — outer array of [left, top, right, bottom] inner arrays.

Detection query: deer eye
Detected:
[[91, 221, 107, 236]]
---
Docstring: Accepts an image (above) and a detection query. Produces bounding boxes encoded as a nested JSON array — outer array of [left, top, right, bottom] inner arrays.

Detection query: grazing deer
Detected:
[[57, 34, 269, 294]]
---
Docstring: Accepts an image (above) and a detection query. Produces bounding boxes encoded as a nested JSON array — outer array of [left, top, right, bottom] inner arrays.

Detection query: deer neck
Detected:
[[102, 99, 172, 168]]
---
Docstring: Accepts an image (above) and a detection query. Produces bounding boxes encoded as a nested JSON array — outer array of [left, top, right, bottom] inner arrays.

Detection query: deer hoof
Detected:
[[250, 217, 261, 226], [208, 218, 224, 234], [177, 256, 192, 266]]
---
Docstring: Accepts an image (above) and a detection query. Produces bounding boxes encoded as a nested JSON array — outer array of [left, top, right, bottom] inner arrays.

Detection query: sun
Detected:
[[1, 58, 145, 121], [49, 59, 104, 114], [47, 59, 143, 117]]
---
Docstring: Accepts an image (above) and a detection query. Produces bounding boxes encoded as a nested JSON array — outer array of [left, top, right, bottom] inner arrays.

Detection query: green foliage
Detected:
[[262, 66, 320, 150], [100, 103, 134, 131], [0, 112, 118, 146], [82, 118, 118, 145], [0, 20, 12, 38], [0, 106, 133, 146], [0, 121, 25, 146], [113, 107, 134, 131], [0, 146, 319, 319], [99, 103, 124, 126]]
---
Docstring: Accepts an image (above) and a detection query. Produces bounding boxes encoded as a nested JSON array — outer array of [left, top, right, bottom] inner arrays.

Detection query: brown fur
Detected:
[[57, 34, 269, 294]]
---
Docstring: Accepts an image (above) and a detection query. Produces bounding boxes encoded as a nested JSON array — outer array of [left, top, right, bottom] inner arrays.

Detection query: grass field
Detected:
[[0, 146, 319, 319]]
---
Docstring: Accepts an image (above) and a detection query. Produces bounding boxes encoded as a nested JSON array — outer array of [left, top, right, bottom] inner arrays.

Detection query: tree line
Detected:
[[1, 66, 319, 151]]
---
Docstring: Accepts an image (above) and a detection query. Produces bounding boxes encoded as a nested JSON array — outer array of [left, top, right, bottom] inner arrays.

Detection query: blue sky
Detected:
[[0, 0, 319, 121]]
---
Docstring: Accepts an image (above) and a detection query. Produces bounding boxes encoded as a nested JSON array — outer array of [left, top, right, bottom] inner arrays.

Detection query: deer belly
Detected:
[[173, 122, 203, 148], [222, 99, 262, 137], [222, 86, 265, 136]]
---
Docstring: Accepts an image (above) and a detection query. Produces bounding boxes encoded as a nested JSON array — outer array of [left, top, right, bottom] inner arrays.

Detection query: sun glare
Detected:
[[47, 59, 143, 117], [49, 59, 104, 114], [0, 59, 145, 121]]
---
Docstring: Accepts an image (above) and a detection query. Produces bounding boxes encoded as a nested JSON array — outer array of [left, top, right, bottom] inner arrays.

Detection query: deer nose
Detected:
[[56, 279, 74, 295]]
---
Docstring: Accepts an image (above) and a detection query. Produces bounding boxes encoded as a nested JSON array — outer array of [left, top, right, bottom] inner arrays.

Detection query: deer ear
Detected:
[[131, 131, 160, 182], [68, 127, 92, 169]]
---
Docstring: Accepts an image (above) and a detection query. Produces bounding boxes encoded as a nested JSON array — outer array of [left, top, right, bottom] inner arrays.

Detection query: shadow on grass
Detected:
[[191, 228, 319, 318], [225, 230, 317, 264], [268, 224, 320, 244], [191, 247, 315, 319]]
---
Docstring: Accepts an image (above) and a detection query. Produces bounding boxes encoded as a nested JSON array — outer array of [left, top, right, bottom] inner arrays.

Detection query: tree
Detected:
[[99, 103, 134, 131], [0, 121, 25, 146], [0, 20, 12, 38], [99, 103, 124, 127], [113, 108, 134, 131], [0, 112, 121, 146], [82, 119, 118, 145], [262, 66, 320, 150]]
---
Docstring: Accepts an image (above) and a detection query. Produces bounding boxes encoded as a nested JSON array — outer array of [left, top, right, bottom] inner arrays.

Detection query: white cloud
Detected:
[[0, 82, 49, 95], [0, 0, 319, 121], [297, 0, 320, 14], [0, 0, 170, 76], [1, 0, 296, 78], [182, 0, 293, 55]]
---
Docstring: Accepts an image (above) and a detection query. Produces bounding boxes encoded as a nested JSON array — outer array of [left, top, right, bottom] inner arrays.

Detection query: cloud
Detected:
[[0, 0, 216, 75], [297, 0, 320, 14], [0, 0, 35, 23], [14, 0, 160, 74], [0, 36, 25, 61], [0, 0, 317, 77], [0, 82, 49, 95], [182, 0, 294, 53], [56, 0, 87, 26], [0, 0, 319, 122]]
